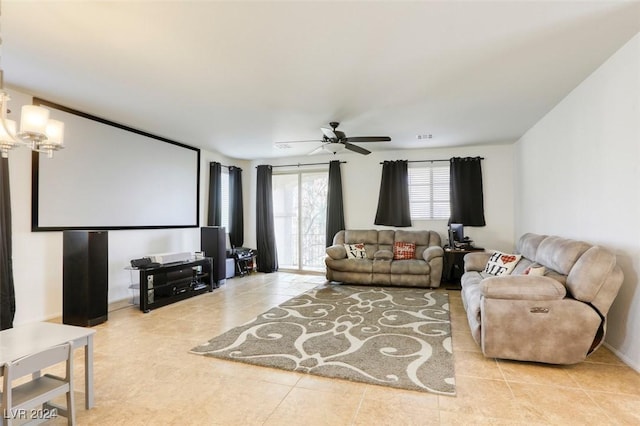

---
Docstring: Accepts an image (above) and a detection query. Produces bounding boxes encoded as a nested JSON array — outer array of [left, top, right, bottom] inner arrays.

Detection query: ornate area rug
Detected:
[[191, 284, 455, 395]]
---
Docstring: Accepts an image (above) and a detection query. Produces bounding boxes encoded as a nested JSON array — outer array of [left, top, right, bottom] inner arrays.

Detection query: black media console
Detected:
[[137, 258, 214, 313]]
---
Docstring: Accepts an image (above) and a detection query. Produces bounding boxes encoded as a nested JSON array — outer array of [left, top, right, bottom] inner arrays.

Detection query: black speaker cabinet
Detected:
[[63, 230, 109, 326], [201, 226, 226, 286]]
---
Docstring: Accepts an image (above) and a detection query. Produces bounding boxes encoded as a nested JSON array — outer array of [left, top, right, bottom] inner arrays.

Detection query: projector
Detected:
[[148, 252, 192, 265]]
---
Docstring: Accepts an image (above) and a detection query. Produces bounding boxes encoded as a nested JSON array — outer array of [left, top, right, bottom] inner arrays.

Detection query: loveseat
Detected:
[[325, 229, 444, 288], [461, 233, 623, 364]]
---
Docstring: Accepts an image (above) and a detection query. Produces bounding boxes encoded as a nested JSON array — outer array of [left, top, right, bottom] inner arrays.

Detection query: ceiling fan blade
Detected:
[[321, 127, 337, 140], [344, 136, 391, 143], [344, 142, 371, 155]]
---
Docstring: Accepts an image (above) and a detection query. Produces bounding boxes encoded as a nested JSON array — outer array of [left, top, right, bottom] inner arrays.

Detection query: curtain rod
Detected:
[[256, 161, 347, 169], [210, 162, 235, 169], [379, 157, 484, 164]]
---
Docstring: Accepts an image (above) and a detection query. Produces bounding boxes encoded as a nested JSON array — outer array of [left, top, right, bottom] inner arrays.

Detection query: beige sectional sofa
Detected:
[[461, 233, 623, 364], [325, 229, 444, 288]]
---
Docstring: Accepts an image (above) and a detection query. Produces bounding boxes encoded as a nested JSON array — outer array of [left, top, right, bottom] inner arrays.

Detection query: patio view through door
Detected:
[[273, 171, 328, 271]]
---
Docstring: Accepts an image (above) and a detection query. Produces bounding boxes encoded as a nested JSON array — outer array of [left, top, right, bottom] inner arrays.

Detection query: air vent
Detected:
[[417, 134, 433, 140]]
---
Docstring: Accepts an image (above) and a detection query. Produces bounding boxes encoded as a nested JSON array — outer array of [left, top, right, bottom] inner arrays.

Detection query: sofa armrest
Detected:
[[423, 246, 444, 262], [326, 244, 347, 260], [464, 252, 492, 272], [374, 249, 393, 260], [480, 275, 567, 301]]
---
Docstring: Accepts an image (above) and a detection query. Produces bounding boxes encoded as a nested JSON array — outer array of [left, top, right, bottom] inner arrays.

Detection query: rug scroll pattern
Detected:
[[191, 285, 455, 395]]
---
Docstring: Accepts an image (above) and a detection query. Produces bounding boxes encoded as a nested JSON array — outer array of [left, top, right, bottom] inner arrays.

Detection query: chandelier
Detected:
[[0, 2, 64, 159]]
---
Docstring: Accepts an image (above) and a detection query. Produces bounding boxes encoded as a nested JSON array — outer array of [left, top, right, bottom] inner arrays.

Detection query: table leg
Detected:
[[85, 334, 94, 409]]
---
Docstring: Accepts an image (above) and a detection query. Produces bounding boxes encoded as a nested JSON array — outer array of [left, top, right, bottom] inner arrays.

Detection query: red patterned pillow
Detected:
[[393, 242, 416, 260]]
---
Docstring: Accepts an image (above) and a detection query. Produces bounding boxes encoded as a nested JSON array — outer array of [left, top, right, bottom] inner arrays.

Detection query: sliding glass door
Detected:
[[273, 171, 328, 271]]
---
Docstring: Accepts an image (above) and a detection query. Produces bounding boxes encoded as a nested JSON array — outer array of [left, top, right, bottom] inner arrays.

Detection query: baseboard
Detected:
[[603, 342, 640, 373]]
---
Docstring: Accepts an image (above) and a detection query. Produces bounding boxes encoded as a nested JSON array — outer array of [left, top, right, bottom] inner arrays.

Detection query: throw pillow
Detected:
[[524, 265, 546, 276], [393, 242, 416, 260], [344, 243, 367, 259], [484, 251, 522, 276]]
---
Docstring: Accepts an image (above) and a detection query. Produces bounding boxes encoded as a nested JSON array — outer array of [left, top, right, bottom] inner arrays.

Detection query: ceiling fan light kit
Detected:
[[275, 121, 391, 156]]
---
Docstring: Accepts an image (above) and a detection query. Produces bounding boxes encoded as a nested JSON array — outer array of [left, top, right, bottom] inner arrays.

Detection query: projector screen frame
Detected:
[[31, 98, 201, 232]]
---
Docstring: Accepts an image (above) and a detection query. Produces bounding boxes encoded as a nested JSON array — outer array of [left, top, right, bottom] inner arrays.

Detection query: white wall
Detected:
[[246, 143, 516, 253], [7, 87, 250, 325], [514, 33, 640, 370]]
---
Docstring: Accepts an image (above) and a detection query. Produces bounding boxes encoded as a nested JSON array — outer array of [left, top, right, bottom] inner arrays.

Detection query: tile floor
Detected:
[[42, 272, 640, 425]]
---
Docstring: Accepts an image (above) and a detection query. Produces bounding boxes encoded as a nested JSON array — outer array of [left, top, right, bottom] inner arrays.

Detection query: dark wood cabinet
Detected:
[[63, 230, 109, 326], [138, 258, 213, 313], [443, 247, 485, 284]]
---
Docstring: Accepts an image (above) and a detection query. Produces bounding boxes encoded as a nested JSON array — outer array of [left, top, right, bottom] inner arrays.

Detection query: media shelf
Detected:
[[135, 258, 214, 313]]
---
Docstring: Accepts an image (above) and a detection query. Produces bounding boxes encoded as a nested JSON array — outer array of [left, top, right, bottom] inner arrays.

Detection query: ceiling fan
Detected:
[[275, 122, 391, 155]]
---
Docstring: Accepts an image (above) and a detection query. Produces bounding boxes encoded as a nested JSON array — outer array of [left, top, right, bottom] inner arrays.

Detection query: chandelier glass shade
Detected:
[[0, 84, 65, 158]]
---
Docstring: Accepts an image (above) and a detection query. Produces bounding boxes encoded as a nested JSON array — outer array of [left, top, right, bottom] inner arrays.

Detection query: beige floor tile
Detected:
[[438, 376, 529, 421], [454, 349, 503, 380], [509, 382, 612, 425], [263, 387, 361, 426], [439, 410, 547, 426], [295, 374, 368, 395], [566, 362, 640, 395], [354, 397, 441, 426], [587, 390, 640, 425], [497, 359, 579, 388], [363, 384, 439, 409]]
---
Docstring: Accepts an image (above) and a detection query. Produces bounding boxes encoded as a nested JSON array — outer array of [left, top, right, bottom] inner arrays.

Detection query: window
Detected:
[[408, 163, 450, 219], [273, 171, 328, 271]]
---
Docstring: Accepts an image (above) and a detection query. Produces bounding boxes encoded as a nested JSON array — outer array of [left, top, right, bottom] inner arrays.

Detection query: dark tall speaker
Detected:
[[201, 226, 226, 286], [63, 230, 109, 326]]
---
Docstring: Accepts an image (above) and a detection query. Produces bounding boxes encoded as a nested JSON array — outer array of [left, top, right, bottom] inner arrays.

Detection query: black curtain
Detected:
[[0, 158, 15, 330], [207, 162, 222, 226], [374, 160, 411, 227], [449, 157, 486, 226], [256, 165, 278, 273], [228, 166, 244, 248], [325, 160, 345, 247]]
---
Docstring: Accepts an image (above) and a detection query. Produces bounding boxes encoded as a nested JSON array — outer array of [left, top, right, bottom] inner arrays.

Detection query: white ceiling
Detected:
[[3, 1, 640, 160]]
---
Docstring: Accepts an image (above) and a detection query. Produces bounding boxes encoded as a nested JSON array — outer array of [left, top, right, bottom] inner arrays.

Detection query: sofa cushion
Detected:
[[344, 243, 367, 259], [484, 252, 522, 276], [377, 230, 395, 253], [393, 242, 416, 260], [326, 244, 347, 259], [535, 236, 590, 275], [374, 249, 393, 260], [516, 233, 547, 260], [325, 258, 373, 273], [480, 275, 566, 301], [390, 259, 430, 275], [567, 246, 616, 303]]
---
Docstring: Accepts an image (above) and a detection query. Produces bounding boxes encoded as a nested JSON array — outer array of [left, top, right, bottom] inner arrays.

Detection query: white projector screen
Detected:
[[32, 99, 200, 231]]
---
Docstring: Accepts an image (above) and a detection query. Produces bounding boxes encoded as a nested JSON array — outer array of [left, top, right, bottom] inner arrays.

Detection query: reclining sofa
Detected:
[[325, 229, 444, 288], [461, 233, 623, 364]]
